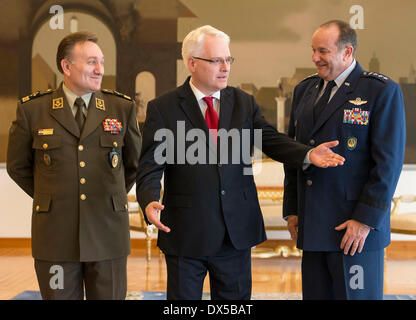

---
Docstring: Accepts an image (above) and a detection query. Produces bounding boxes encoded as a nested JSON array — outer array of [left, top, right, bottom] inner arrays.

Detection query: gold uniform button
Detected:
[[78, 145, 84, 151], [80, 161, 85, 167], [42, 143, 48, 150], [113, 141, 118, 147], [80, 194, 86, 200], [35, 205, 40, 212], [80, 178, 86, 184]]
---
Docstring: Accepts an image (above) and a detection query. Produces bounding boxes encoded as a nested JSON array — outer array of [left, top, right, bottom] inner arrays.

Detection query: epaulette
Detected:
[[299, 73, 319, 84], [101, 89, 133, 101], [20, 88, 54, 103], [361, 71, 389, 82]]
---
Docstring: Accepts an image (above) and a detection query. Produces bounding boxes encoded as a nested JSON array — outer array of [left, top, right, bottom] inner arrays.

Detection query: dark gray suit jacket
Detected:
[[136, 78, 309, 257]]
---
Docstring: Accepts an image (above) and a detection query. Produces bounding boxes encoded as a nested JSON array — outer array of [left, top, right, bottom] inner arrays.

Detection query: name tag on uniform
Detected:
[[37, 128, 54, 135]]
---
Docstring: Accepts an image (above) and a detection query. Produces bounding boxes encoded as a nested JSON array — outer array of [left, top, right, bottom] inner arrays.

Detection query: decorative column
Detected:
[[275, 96, 287, 132]]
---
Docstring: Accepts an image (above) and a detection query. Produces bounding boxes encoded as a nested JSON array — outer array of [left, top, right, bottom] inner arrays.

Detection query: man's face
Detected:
[[188, 35, 231, 96], [63, 41, 104, 96], [311, 25, 352, 81]]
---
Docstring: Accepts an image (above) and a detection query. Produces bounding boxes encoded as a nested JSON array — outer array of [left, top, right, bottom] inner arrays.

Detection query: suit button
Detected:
[[306, 180, 313, 186], [80, 194, 86, 200], [78, 145, 84, 151], [310, 139, 315, 146], [218, 163, 222, 168], [42, 143, 48, 150], [221, 190, 226, 196], [80, 161, 85, 167], [80, 178, 86, 184]]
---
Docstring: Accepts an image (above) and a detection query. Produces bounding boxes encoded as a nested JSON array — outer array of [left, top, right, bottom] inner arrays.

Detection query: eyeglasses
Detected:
[[193, 56, 235, 65]]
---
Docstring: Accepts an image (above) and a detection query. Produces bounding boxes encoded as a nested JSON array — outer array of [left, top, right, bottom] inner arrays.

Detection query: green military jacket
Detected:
[[7, 84, 142, 262]]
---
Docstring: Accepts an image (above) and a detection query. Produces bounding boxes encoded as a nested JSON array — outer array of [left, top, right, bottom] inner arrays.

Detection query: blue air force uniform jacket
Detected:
[[283, 62, 406, 251]]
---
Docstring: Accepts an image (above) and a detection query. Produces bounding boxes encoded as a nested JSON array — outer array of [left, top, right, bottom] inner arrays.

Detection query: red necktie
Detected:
[[203, 97, 219, 143]]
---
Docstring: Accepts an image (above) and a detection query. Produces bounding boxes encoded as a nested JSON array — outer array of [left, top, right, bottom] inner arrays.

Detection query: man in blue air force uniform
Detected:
[[283, 20, 405, 299]]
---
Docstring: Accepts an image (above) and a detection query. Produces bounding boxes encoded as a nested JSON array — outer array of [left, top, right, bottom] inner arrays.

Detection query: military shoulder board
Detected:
[[362, 71, 389, 82], [101, 89, 133, 101], [20, 88, 54, 103], [300, 73, 319, 84]]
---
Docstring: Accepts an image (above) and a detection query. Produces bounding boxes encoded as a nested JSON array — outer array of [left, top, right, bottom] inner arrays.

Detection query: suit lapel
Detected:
[[49, 84, 80, 138], [218, 87, 234, 132], [178, 79, 214, 149], [311, 62, 364, 136], [300, 79, 321, 136], [80, 91, 108, 141]]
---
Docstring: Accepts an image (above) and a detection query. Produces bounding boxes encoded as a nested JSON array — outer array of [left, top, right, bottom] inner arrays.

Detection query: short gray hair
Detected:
[[320, 20, 357, 54], [181, 25, 230, 69]]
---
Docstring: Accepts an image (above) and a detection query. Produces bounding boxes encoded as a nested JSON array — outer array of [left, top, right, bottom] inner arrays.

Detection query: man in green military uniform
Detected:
[[7, 32, 142, 299]]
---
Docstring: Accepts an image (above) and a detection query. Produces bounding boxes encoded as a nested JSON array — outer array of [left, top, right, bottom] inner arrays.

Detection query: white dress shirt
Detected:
[[189, 78, 221, 118]]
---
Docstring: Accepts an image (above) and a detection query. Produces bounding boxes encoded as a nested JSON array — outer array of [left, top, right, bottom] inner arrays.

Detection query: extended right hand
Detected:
[[145, 201, 170, 233]]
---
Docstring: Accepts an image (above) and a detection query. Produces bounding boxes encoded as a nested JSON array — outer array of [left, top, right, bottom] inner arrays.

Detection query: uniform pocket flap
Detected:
[[33, 193, 51, 213], [100, 135, 124, 148], [32, 135, 61, 150], [112, 193, 128, 212]]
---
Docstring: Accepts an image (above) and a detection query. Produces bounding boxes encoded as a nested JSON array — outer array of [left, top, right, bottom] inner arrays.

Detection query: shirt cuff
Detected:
[[302, 149, 313, 170]]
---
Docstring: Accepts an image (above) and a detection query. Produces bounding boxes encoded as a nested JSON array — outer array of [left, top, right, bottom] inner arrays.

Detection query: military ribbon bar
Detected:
[[103, 119, 123, 134], [343, 108, 370, 125]]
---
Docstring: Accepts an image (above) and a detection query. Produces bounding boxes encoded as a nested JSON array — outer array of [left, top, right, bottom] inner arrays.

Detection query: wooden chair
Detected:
[[127, 194, 157, 262], [253, 185, 301, 258], [390, 194, 416, 235]]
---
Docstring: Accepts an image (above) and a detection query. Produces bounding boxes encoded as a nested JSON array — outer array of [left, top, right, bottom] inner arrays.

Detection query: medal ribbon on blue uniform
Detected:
[[343, 108, 370, 125]]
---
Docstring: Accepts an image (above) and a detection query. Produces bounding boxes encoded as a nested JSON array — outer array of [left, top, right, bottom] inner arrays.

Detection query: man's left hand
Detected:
[[309, 140, 345, 168], [335, 219, 371, 255]]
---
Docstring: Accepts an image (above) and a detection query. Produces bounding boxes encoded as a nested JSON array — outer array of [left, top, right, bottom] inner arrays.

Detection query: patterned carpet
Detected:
[[11, 290, 416, 300]]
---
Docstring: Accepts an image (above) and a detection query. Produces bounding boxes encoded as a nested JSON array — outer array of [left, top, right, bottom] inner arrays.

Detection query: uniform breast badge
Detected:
[[109, 148, 120, 168], [43, 154, 51, 166], [346, 137, 358, 150], [52, 97, 64, 109]]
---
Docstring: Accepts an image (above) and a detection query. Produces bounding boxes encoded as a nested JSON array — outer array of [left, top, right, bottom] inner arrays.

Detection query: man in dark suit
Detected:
[[136, 25, 345, 300], [7, 32, 142, 299], [283, 20, 406, 299]]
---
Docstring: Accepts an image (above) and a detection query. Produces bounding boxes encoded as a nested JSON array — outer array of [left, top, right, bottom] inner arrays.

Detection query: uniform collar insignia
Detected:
[[96, 97, 105, 111], [52, 97, 64, 109]]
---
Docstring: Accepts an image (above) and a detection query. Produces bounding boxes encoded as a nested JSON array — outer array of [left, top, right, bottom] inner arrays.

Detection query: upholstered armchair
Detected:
[[127, 194, 157, 262], [390, 194, 416, 235], [252, 159, 301, 258]]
